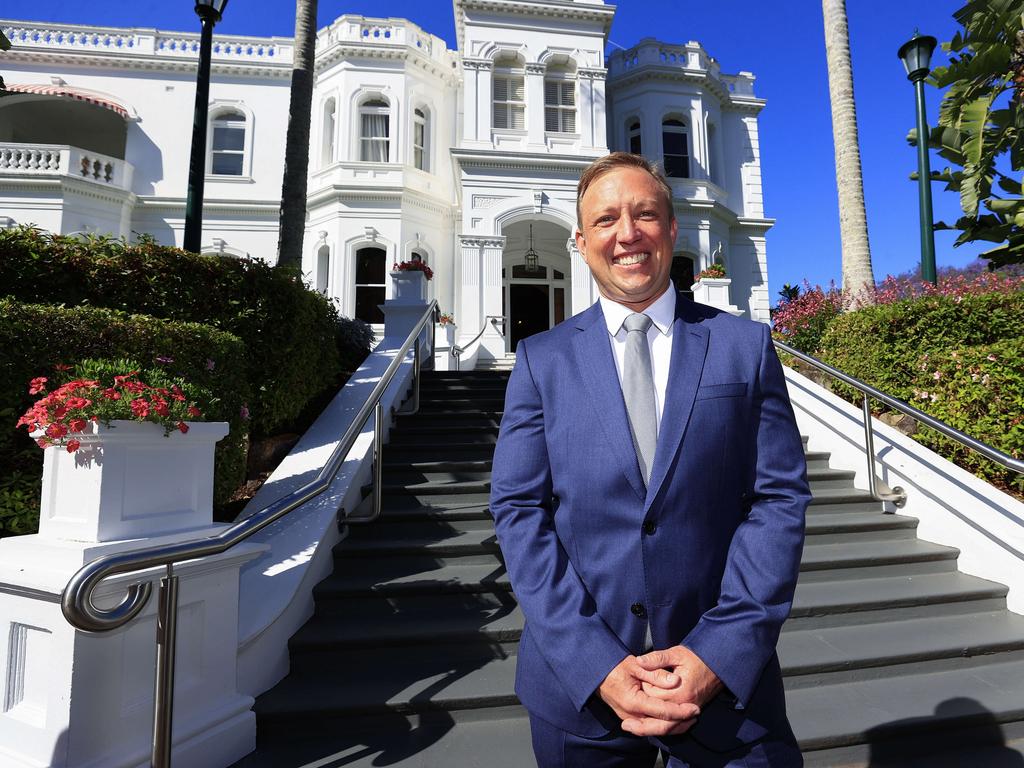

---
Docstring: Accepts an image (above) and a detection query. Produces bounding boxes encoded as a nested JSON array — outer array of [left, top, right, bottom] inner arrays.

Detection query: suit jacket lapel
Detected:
[[572, 306, 647, 502], [645, 301, 710, 509]]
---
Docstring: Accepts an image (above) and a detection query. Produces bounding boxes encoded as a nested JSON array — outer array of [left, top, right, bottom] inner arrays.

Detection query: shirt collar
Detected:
[[599, 285, 676, 337]]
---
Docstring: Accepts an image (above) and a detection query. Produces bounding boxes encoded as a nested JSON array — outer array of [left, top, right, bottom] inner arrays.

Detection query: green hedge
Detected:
[[0, 227, 371, 435], [0, 299, 250, 535], [818, 292, 1024, 493]]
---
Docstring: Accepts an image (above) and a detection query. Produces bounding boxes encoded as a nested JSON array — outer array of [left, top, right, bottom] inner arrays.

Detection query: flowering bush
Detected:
[[438, 313, 456, 326], [17, 359, 213, 453], [696, 261, 727, 280], [393, 260, 434, 280], [771, 281, 845, 354]]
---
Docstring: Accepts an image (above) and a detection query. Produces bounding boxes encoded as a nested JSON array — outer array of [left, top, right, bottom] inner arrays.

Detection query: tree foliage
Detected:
[[923, 0, 1024, 268]]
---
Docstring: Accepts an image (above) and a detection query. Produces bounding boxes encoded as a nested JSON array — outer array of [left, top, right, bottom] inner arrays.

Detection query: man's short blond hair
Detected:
[[576, 152, 674, 229]]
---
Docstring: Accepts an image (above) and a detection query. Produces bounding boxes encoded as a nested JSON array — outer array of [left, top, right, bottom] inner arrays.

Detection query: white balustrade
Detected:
[[608, 42, 756, 99], [155, 34, 292, 63], [0, 143, 134, 190], [1, 23, 139, 52], [315, 16, 454, 68]]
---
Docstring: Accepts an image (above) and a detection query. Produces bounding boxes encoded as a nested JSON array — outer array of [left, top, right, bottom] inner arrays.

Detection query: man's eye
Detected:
[[596, 216, 616, 225], [638, 210, 658, 220]]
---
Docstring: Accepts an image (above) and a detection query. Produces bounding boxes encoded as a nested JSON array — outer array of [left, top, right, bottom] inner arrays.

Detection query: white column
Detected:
[[461, 59, 490, 147], [481, 237, 506, 360], [525, 63, 547, 150], [476, 63, 494, 145], [580, 68, 608, 152], [569, 238, 599, 316], [456, 235, 506, 368]]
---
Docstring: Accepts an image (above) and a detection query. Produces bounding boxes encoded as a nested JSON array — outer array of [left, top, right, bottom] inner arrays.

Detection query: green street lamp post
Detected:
[[898, 32, 939, 285], [183, 0, 228, 254]]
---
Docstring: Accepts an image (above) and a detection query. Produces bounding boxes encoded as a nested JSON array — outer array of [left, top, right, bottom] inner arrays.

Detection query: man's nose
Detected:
[[616, 216, 640, 243]]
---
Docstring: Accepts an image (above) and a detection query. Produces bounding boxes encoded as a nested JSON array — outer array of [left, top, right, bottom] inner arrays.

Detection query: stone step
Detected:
[[234, 708, 533, 768], [804, 511, 918, 537], [790, 656, 1024, 754], [255, 643, 520, 723], [316, 558, 511, 599]]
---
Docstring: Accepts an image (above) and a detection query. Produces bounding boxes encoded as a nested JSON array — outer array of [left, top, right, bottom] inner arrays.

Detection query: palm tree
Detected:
[[822, 0, 875, 306], [276, 0, 318, 272]]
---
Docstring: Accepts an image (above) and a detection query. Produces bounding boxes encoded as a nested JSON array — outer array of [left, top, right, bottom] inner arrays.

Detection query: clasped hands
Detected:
[[598, 646, 723, 737]]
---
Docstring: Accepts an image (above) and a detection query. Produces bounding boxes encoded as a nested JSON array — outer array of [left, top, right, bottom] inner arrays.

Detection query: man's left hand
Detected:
[[636, 645, 724, 709]]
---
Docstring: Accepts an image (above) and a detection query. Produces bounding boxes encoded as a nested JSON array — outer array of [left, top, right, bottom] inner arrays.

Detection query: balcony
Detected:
[[0, 143, 134, 191]]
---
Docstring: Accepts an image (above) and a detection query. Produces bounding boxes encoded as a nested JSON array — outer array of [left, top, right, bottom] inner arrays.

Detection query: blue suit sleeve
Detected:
[[682, 322, 809, 707], [490, 340, 631, 711]]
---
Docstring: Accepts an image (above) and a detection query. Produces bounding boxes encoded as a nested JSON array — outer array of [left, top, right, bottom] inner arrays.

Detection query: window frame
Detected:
[[662, 118, 691, 179], [628, 120, 642, 155], [358, 98, 391, 163], [353, 245, 388, 324], [413, 107, 428, 171], [492, 70, 526, 131], [544, 77, 576, 134], [206, 103, 253, 180]]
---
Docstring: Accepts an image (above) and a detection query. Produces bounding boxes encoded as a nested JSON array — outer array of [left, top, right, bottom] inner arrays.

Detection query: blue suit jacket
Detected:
[[489, 296, 809, 753]]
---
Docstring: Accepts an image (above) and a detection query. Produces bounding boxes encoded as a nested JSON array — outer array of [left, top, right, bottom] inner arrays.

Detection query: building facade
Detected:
[[0, 1, 773, 363]]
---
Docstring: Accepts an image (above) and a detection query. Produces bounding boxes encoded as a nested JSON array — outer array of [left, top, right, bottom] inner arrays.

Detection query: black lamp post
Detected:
[[898, 31, 939, 285], [183, 0, 228, 254]]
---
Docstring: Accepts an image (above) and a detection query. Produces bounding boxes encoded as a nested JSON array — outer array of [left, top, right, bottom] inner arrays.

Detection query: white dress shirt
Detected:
[[598, 286, 675, 435]]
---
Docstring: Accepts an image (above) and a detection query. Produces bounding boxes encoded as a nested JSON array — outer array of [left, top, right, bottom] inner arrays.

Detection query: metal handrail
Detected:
[[774, 338, 1024, 507], [60, 300, 438, 768], [451, 315, 506, 371]]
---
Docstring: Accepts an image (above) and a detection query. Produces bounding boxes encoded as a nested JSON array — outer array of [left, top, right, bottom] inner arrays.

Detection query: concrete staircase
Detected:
[[235, 370, 1024, 768]]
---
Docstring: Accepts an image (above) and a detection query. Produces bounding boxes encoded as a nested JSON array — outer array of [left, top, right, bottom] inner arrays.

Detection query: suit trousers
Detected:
[[528, 714, 804, 768]]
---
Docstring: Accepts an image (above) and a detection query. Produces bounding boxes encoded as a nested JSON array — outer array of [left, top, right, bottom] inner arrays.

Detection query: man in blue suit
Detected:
[[490, 153, 809, 767]]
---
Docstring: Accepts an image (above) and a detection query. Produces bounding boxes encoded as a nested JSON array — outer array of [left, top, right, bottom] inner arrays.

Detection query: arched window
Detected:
[[316, 244, 330, 294], [359, 99, 390, 162], [662, 119, 690, 178], [493, 54, 525, 130], [210, 110, 246, 175], [628, 120, 642, 154], [413, 107, 428, 171], [544, 69, 576, 133], [354, 246, 386, 323], [321, 98, 336, 167]]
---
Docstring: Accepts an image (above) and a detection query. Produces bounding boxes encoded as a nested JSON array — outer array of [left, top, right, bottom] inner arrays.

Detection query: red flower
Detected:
[[65, 396, 91, 410], [152, 399, 170, 418], [170, 385, 186, 402], [103, 388, 121, 400], [177, 422, 189, 434], [53, 364, 72, 372], [28, 377, 48, 395], [129, 398, 150, 419], [66, 439, 81, 453], [69, 418, 87, 432], [187, 405, 202, 418], [45, 423, 68, 439]]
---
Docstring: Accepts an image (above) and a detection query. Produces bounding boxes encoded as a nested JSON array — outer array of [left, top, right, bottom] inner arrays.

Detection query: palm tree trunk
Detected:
[[822, 0, 875, 306], [276, 0, 318, 272]]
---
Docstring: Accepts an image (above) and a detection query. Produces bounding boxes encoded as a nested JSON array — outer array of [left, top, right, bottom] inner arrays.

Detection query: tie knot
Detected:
[[624, 313, 652, 334]]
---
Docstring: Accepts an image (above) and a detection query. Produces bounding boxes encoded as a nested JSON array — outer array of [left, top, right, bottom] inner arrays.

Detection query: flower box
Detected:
[[37, 419, 229, 542], [390, 269, 427, 304]]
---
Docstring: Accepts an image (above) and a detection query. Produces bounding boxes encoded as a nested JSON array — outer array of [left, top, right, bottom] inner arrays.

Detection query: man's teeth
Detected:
[[616, 252, 649, 266]]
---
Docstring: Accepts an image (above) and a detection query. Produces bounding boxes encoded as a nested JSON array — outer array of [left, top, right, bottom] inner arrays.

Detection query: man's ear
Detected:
[[670, 217, 678, 245], [574, 228, 587, 262]]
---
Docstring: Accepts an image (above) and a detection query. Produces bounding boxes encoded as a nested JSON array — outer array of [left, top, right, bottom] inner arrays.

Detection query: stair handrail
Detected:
[[60, 299, 438, 768], [774, 338, 1024, 507], [451, 315, 506, 371]]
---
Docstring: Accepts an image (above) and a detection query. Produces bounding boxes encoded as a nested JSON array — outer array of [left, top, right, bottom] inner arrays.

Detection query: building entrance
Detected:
[[500, 219, 572, 353]]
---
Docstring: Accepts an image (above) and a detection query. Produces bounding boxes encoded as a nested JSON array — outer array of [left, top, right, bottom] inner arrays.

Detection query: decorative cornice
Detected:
[[315, 42, 459, 84], [607, 67, 765, 113], [451, 147, 601, 174], [459, 235, 506, 249], [462, 58, 493, 71], [525, 63, 547, 76], [578, 67, 607, 80]]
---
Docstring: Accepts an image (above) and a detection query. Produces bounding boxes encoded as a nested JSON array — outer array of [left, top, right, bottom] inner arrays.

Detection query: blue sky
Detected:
[[3, 1, 982, 300]]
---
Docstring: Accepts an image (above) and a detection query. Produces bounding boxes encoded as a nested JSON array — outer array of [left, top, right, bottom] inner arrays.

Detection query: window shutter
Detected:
[[512, 105, 525, 130], [494, 76, 508, 102], [544, 80, 558, 105]]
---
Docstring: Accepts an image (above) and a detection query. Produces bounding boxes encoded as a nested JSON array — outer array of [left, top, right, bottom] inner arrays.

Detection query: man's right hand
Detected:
[[598, 655, 700, 736]]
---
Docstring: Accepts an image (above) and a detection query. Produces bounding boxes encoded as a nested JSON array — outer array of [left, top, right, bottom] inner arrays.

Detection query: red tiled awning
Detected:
[[4, 84, 130, 119]]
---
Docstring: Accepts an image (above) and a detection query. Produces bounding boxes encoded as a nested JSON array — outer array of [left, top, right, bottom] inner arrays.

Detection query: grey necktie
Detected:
[[622, 313, 657, 485]]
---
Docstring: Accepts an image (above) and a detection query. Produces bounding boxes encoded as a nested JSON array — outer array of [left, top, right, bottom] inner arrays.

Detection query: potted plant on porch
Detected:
[[391, 258, 433, 303]]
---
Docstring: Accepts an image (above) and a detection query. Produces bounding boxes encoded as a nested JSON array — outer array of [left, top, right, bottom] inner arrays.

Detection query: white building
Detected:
[[0, 1, 773, 363]]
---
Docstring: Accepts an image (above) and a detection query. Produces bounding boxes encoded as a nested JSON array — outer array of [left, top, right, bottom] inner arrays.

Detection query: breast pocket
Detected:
[[695, 382, 747, 400]]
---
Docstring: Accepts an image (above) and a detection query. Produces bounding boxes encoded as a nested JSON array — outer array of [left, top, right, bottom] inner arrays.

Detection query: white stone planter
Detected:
[[36, 419, 229, 543], [390, 269, 427, 304], [692, 277, 743, 316]]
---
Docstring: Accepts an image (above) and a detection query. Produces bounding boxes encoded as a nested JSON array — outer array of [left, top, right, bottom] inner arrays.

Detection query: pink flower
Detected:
[[28, 377, 48, 395], [66, 439, 81, 453]]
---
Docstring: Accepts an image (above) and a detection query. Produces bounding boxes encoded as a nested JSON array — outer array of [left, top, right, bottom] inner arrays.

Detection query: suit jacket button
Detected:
[[642, 520, 657, 535], [630, 602, 647, 618]]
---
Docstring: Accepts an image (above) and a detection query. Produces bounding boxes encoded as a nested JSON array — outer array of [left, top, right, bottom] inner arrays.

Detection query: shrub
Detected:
[[771, 281, 844, 354], [0, 227, 371, 435], [0, 299, 249, 535], [817, 291, 1024, 496]]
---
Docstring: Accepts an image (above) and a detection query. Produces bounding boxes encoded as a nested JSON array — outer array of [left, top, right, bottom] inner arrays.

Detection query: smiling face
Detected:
[[575, 165, 678, 313]]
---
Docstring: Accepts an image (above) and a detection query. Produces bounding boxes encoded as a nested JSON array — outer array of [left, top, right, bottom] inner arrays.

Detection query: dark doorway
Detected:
[[671, 255, 695, 297], [510, 284, 549, 351]]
